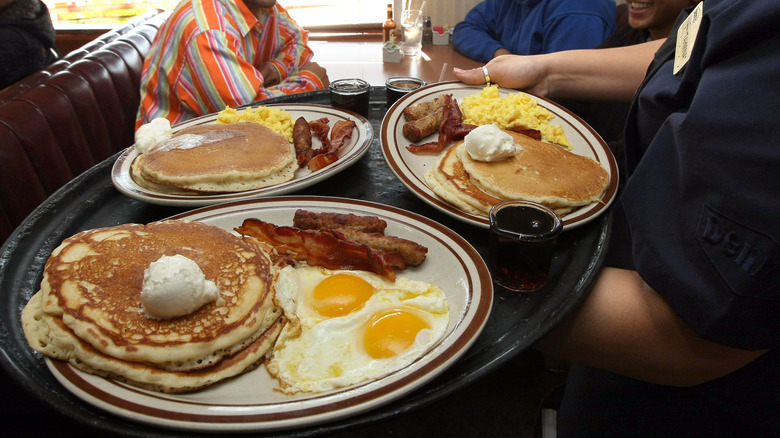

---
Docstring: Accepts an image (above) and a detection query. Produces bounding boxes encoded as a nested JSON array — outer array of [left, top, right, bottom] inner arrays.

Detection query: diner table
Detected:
[[310, 40, 484, 86], [0, 46, 610, 436]]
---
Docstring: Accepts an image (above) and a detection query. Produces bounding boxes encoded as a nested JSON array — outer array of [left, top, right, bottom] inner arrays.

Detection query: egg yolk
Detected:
[[364, 309, 430, 359], [312, 273, 374, 317]]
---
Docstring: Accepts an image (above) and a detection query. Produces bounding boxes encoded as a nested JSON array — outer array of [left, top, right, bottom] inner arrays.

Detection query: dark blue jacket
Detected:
[[452, 0, 615, 63]]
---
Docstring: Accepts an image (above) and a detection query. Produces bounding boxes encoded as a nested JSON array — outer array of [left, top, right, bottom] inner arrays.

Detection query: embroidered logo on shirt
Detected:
[[697, 205, 779, 298], [674, 2, 704, 75]]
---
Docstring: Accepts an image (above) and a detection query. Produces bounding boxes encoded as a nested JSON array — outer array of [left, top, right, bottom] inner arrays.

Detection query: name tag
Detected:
[[674, 2, 704, 75]]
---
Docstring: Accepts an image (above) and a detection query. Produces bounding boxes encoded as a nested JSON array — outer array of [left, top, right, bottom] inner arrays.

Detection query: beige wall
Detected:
[[394, 0, 480, 28]]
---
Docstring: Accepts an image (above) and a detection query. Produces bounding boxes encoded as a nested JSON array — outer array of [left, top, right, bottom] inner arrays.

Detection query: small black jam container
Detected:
[[385, 76, 426, 105], [329, 78, 371, 117]]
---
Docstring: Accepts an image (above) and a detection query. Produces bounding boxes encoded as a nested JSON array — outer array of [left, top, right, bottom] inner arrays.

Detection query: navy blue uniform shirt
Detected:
[[560, 1, 780, 434]]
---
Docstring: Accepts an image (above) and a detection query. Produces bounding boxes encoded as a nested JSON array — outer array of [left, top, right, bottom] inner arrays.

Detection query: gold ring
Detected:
[[482, 65, 491, 84]]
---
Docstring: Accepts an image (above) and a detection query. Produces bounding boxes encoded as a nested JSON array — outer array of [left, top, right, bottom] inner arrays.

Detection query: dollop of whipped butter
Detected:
[[141, 254, 220, 319], [134, 117, 172, 154], [464, 124, 519, 162]]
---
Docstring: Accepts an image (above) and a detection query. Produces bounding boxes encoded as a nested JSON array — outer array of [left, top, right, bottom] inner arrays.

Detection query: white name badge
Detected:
[[674, 2, 704, 75]]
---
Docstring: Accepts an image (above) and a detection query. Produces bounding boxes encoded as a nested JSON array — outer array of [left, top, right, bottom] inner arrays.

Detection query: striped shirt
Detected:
[[136, 0, 322, 127]]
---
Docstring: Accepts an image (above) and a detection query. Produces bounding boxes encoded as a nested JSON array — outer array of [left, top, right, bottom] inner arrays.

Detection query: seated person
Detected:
[[0, 0, 59, 89], [575, 0, 703, 144], [451, 0, 616, 63], [454, 1, 779, 435], [619, 0, 702, 42], [136, 0, 328, 127]]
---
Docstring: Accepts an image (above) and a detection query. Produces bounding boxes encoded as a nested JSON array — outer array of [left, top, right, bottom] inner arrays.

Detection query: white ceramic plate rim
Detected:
[[112, 104, 374, 207], [380, 81, 619, 230], [45, 196, 493, 432]]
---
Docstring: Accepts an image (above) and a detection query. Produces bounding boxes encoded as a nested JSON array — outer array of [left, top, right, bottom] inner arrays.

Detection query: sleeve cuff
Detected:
[[299, 69, 324, 89]]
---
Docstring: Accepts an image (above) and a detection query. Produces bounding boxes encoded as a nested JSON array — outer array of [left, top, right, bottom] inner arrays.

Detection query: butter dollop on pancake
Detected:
[[131, 122, 296, 193], [21, 220, 283, 393], [425, 131, 609, 216]]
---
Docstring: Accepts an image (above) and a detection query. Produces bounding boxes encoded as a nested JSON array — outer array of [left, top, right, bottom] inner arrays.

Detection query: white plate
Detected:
[[45, 196, 492, 433], [380, 81, 619, 230], [112, 104, 374, 206]]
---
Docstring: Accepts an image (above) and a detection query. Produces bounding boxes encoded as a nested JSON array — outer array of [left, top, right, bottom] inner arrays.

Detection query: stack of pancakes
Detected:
[[425, 130, 609, 216], [131, 122, 297, 194], [21, 220, 283, 393]]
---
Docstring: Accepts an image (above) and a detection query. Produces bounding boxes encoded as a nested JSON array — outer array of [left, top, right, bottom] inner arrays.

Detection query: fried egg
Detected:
[[267, 265, 449, 394]]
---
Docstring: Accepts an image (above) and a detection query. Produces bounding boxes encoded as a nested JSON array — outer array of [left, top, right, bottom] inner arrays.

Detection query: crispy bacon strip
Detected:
[[293, 210, 427, 267], [236, 218, 403, 281], [293, 210, 388, 234], [508, 127, 542, 141], [297, 146, 327, 167], [329, 119, 356, 152], [330, 227, 428, 266], [309, 118, 331, 149], [297, 118, 357, 171], [304, 119, 357, 171], [450, 123, 478, 140], [306, 154, 338, 171]]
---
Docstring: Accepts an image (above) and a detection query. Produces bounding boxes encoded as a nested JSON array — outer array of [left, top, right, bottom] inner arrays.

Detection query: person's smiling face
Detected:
[[628, 0, 700, 40]]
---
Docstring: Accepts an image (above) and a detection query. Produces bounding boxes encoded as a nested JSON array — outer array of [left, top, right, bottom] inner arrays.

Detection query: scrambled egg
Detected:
[[460, 85, 570, 148], [217, 106, 294, 143]]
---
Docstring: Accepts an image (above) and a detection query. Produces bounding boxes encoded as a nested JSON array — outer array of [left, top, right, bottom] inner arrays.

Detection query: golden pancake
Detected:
[[131, 122, 296, 193], [457, 132, 608, 210], [424, 144, 503, 216], [22, 291, 284, 393], [31, 220, 281, 372]]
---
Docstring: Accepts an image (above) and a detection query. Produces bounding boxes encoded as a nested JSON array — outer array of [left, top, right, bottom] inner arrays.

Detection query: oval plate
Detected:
[[112, 104, 373, 206], [45, 196, 493, 433], [380, 81, 619, 230]]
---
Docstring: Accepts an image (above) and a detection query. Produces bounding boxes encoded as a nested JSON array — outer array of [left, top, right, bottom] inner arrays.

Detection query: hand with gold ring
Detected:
[[481, 65, 491, 84], [452, 55, 550, 96]]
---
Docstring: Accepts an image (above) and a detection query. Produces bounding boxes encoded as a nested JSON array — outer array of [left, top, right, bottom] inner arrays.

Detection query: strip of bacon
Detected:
[[293, 210, 427, 267], [309, 118, 331, 149], [451, 123, 478, 140], [407, 97, 464, 153], [236, 218, 404, 281], [297, 119, 357, 171], [330, 227, 428, 266], [329, 120, 356, 152], [306, 153, 338, 171], [508, 127, 542, 141], [296, 117, 330, 168]]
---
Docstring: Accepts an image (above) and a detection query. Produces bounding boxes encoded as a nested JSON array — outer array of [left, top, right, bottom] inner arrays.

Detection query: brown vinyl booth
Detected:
[[0, 10, 171, 244]]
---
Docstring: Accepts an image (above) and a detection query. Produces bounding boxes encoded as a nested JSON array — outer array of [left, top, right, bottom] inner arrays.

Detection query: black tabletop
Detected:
[[0, 89, 609, 436]]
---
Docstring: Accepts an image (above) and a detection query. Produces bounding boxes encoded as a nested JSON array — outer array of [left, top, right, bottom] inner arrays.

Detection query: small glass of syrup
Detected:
[[487, 201, 563, 292], [329, 78, 371, 117], [385, 76, 426, 105]]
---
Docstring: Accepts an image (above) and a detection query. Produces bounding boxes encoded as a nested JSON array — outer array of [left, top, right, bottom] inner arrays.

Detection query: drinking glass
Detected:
[[401, 9, 423, 56]]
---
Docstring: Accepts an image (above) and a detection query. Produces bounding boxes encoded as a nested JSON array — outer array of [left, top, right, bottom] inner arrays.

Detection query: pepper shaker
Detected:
[[422, 16, 432, 45]]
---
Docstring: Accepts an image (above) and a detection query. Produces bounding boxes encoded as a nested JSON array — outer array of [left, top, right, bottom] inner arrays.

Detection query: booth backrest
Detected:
[[0, 10, 171, 244]]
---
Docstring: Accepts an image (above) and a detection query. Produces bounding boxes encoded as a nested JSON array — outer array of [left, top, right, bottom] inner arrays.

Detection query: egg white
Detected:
[[267, 265, 449, 394]]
